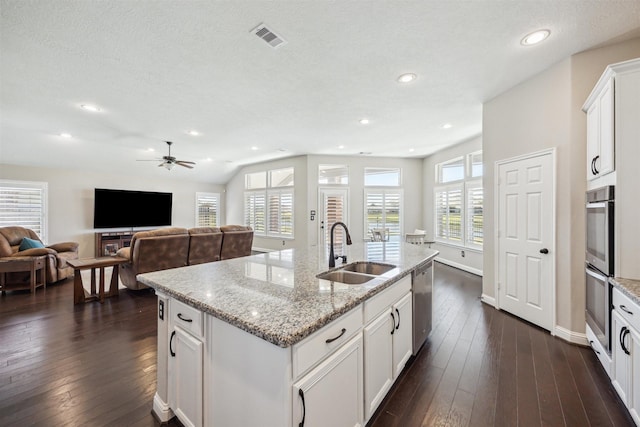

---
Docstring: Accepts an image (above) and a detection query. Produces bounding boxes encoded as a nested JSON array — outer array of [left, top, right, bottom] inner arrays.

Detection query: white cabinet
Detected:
[[611, 287, 640, 425], [168, 299, 204, 427], [293, 334, 364, 427], [363, 276, 413, 421], [585, 77, 615, 181]]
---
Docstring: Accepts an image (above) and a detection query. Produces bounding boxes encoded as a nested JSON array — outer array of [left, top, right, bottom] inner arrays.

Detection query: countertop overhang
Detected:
[[138, 242, 438, 347]]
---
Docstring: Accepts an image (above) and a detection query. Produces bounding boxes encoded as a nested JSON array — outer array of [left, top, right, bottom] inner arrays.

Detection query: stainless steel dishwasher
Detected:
[[412, 259, 433, 355]]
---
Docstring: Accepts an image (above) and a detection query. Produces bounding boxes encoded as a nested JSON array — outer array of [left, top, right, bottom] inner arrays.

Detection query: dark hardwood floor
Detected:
[[0, 263, 633, 427]]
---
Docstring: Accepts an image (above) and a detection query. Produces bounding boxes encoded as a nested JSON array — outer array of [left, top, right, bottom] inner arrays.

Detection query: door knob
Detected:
[[540, 248, 549, 254]]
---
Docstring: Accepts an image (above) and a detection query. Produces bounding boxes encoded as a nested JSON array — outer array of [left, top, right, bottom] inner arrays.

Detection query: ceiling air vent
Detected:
[[251, 23, 287, 49]]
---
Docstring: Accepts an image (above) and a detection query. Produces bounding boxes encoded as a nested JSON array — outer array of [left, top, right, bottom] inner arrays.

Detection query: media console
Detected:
[[95, 231, 136, 257]]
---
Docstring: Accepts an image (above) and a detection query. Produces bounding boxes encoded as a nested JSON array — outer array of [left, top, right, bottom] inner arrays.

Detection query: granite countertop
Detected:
[[138, 242, 438, 348], [610, 277, 640, 306]]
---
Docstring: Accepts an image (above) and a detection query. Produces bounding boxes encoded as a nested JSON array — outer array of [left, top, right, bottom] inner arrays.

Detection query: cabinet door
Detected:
[[392, 292, 413, 379], [597, 78, 615, 177], [293, 334, 363, 427], [612, 310, 630, 406], [172, 327, 203, 427], [363, 309, 394, 420], [586, 100, 600, 180], [630, 326, 640, 425]]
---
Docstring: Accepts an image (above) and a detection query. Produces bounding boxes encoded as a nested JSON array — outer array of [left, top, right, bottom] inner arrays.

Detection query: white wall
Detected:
[[225, 154, 423, 250], [422, 136, 483, 275], [0, 164, 224, 258], [482, 37, 640, 335]]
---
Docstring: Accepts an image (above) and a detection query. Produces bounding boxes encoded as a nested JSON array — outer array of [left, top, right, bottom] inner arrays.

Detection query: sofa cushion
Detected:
[[188, 227, 223, 265], [19, 237, 45, 251]]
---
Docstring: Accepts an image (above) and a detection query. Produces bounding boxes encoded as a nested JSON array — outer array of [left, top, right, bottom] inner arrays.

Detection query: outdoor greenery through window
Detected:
[[195, 192, 220, 227], [244, 167, 294, 238], [0, 180, 48, 242], [435, 152, 483, 249]]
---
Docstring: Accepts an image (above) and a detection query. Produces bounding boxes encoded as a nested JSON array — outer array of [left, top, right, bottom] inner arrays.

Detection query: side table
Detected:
[[0, 256, 46, 294], [67, 256, 128, 304]]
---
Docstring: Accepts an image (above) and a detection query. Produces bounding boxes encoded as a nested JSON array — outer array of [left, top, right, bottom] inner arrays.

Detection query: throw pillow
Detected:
[[19, 237, 45, 251]]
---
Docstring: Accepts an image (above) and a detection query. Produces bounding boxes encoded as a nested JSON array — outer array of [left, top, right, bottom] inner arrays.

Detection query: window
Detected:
[[434, 152, 483, 249], [195, 192, 220, 227], [365, 190, 402, 242], [0, 180, 48, 242], [364, 168, 400, 186], [319, 165, 349, 185], [244, 168, 294, 238]]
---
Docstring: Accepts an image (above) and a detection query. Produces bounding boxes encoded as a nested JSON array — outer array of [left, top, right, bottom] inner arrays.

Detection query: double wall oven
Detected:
[[585, 186, 614, 354]]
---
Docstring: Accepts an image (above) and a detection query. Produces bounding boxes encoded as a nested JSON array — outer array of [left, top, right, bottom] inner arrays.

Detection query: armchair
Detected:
[[0, 226, 79, 285]]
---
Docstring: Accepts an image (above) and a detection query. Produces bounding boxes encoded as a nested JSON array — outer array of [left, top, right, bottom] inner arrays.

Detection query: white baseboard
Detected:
[[251, 246, 274, 253], [480, 294, 496, 307], [435, 257, 483, 277], [554, 326, 588, 346], [152, 392, 174, 422]]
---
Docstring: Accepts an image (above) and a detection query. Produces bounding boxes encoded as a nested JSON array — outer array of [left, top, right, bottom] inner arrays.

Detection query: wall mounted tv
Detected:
[[93, 188, 173, 229]]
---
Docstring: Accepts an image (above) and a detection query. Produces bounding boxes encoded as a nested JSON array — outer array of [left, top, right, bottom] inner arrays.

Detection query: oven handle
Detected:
[[586, 201, 607, 209], [585, 266, 607, 281]]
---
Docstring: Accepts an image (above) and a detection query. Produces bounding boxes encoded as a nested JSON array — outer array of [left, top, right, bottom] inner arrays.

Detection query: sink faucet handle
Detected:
[[335, 255, 347, 264]]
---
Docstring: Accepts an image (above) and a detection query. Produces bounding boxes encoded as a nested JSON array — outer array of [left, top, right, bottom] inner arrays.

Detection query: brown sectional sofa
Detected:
[[0, 226, 79, 285], [116, 225, 253, 290]]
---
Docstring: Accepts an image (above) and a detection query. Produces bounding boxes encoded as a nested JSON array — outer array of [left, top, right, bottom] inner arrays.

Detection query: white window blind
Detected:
[[0, 180, 48, 242], [244, 192, 266, 234], [466, 182, 483, 247], [195, 192, 220, 227], [365, 190, 402, 241], [435, 185, 463, 243], [267, 190, 294, 237]]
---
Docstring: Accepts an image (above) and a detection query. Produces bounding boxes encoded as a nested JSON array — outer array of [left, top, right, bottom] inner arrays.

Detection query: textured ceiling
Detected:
[[1, 1, 639, 183]]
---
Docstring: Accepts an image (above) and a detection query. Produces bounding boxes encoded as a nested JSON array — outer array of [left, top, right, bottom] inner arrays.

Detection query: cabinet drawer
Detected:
[[364, 275, 411, 324], [613, 287, 640, 333], [292, 306, 363, 379], [170, 298, 203, 338], [586, 322, 611, 378]]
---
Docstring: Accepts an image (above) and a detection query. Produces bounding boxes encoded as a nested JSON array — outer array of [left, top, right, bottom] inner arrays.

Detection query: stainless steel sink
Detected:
[[339, 262, 396, 275], [316, 270, 376, 285]]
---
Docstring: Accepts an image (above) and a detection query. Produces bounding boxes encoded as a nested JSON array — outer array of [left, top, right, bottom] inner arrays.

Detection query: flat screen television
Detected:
[[93, 188, 173, 229]]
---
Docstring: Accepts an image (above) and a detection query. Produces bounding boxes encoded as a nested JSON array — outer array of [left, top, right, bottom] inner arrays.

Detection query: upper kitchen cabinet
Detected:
[[582, 58, 640, 187]]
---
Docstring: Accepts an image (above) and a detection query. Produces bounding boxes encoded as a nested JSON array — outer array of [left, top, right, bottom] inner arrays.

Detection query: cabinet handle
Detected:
[[169, 331, 176, 357], [177, 313, 193, 323], [588, 340, 601, 355], [620, 327, 631, 356], [390, 311, 396, 335], [298, 389, 306, 427], [591, 157, 597, 175], [593, 155, 600, 174], [325, 328, 346, 344], [620, 305, 634, 316], [395, 308, 400, 330]]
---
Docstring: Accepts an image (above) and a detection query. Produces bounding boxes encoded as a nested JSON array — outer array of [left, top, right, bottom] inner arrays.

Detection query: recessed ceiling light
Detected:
[[409, 148, 415, 153], [147, 148, 155, 152], [338, 145, 345, 149], [521, 29, 550, 46], [359, 118, 370, 125], [441, 123, 453, 129], [187, 130, 200, 136], [59, 133, 72, 138], [205, 157, 212, 162], [397, 73, 417, 83], [80, 104, 101, 112], [251, 146, 259, 151]]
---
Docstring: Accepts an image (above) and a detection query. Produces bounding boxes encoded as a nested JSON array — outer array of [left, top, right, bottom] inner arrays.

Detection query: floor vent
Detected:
[[252, 23, 287, 49]]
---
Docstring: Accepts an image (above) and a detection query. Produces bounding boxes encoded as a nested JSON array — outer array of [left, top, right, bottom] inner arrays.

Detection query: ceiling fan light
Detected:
[[164, 163, 174, 170]]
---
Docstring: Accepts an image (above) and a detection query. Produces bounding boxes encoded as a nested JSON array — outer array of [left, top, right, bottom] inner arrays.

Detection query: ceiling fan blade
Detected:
[[175, 163, 194, 169], [137, 159, 162, 161], [175, 160, 196, 165]]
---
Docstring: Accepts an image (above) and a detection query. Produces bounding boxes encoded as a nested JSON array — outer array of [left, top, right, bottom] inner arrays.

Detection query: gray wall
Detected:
[[0, 164, 224, 258], [482, 37, 640, 335]]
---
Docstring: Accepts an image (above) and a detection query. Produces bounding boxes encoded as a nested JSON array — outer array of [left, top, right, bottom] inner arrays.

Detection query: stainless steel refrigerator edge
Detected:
[[412, 259, 434, 355]]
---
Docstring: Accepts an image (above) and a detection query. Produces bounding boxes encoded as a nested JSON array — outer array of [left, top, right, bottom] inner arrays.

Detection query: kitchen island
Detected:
[[139, 242, 438, 427]]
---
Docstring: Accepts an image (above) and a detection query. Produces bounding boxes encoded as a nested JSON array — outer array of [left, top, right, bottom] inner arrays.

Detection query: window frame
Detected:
[[0, 179, 48, 243], [364, 167, 401, 187], [364, 188, 403, 242], [195, 192, 221, 228], [244, 168, 295, 239]]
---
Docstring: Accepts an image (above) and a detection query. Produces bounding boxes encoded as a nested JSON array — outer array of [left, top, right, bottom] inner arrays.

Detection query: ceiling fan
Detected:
[[138, 141, 196, 170]]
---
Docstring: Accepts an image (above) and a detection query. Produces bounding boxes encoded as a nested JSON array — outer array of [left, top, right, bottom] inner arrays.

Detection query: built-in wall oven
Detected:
[[585, 185, 614, 353]]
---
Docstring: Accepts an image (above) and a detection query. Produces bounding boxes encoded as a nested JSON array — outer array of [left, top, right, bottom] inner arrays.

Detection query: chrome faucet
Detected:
[[329, 222, 352, 268]]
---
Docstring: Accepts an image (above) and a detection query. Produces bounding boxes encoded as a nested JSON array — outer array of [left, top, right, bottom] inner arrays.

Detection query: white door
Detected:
[[293, 335, 363, 427], [319, 189, 348, 250], [611, 310, 630, 405], [497, 150, 554, 331], [173, 327, 203, 427], [363, 309, 394, 420], [392, 292, 413, 378]]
